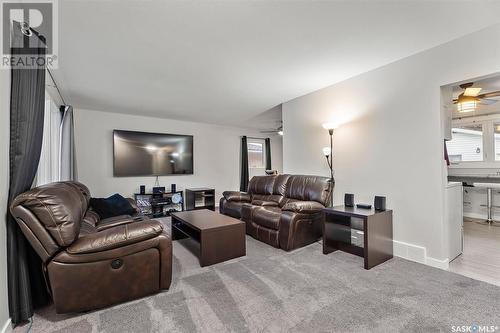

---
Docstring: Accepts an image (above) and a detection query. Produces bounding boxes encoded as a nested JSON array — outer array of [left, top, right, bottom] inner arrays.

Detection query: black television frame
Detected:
[[112, 129, 194, 177]]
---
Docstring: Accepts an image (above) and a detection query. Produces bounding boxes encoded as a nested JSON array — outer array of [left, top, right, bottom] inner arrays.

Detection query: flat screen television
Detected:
[[113, 130, 193, 177]]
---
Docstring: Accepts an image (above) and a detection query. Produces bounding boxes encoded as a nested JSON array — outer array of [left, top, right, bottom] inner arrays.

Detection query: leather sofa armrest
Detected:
[[126, 197, 139, 214], [223, 191, 251, 202], [282, 201, 324, 214], [67, 220, 163, 254], [251, 200, 278, 207], [240, 203, 254, 222], [96, 215, 147, 231]]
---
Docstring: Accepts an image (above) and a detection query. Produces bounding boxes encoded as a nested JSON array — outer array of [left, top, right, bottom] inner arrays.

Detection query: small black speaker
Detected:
[[171, 184, 176, 193], [344, 193, 354, 207], [374, 196, 386, 211], [140, 185, 145, 194]]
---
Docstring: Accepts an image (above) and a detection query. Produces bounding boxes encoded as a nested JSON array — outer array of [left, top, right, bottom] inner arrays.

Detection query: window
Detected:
[[447, 124, 483, 162], [495, 123, 500, 161], [35, 91, 61, 186], [247, 139, 265, 168]]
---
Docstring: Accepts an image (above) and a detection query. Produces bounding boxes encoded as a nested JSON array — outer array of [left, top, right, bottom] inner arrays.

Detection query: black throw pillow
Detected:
[[90, 193, 135, 219]]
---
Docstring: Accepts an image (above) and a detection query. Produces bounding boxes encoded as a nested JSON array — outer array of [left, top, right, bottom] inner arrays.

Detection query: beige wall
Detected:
[[74, 109, 283, 201], [0, 70, 11, 330], [282, 24, 500, 266]]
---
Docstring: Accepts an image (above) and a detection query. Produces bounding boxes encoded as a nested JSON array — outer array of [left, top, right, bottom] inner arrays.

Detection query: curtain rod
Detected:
[[46, 67, 67, 106], [22, 22, 67, 106]]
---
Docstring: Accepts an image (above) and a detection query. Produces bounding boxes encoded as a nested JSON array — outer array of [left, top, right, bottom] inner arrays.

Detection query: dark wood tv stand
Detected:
[[323, 206, 393, 269], [134, 191, 184, 218]]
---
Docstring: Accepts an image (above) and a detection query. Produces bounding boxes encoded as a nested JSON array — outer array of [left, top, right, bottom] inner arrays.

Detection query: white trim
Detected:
[[464, 212, 500, 221], [1, 318, 12, 333], [393, 240, 426, 263], [393, 240, 449, 270], [425, 256, 450, 270]]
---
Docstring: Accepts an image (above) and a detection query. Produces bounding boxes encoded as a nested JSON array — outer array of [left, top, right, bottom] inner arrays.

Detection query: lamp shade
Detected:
[[322, 147, 331, 156], [322, 122, 338, 130], [456, 95, 478, 113]]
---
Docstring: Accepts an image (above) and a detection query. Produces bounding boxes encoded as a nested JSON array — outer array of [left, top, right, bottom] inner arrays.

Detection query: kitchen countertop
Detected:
[[448, 174, 500, 185]]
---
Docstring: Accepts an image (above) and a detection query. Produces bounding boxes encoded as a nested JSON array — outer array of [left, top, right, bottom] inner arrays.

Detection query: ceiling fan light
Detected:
[[457, 100, 477, 113]]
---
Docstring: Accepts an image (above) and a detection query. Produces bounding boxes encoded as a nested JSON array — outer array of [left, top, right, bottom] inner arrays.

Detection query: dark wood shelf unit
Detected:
[[185, 188, 216, 211], [134, 191, 184, 218], [323, 205, 393, 270]]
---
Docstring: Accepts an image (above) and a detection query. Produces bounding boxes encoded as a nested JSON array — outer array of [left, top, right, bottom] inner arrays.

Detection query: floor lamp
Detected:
[[322, 123, 337, 207]]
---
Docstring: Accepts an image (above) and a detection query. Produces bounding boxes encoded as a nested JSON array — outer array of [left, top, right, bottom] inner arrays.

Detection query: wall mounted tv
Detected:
[[113, 130, 194, 177]]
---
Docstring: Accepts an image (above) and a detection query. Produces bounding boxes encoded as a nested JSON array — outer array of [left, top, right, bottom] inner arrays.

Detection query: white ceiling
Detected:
[[52, 0, 500, 128]]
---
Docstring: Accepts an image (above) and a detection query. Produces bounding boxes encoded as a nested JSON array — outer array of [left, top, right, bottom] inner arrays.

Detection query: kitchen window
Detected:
[[448, 116, 500, 166], [495, 123, 500, 161], [447, 124, 484, 162]]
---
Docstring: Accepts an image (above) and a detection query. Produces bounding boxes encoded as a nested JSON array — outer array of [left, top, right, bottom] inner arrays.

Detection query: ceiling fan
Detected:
[[454, 82, 500, 113], [260, 121, 283, 136]]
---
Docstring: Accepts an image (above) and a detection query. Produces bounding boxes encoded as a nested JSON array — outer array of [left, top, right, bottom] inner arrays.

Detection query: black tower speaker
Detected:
[[374, 196, 386, 211], [171, 184, 176, 193], [140, 185, 145, 194], [344, 193, 354, 207]]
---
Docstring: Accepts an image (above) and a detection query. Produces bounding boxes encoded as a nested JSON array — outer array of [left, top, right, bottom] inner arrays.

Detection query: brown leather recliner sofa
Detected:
[[10, 181, 172, 314], [220, 175, 333, 251]]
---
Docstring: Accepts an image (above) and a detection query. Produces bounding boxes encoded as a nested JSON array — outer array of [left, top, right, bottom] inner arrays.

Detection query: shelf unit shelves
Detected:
[[134, 191, 184, 218], [185, 188, 216, 211]]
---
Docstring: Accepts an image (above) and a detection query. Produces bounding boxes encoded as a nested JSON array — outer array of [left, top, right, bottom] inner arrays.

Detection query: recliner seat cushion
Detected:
[[251, 200, 278, 207], [252, 206, 282, 230]]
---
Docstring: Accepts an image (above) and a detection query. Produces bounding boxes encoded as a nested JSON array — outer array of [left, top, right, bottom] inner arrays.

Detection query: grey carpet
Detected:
[[19, 218, 500, 333]]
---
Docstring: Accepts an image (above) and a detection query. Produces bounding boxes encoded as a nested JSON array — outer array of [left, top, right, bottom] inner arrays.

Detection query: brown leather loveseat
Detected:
[[220, 175, 333, 251], [10, 181, 172, 314]]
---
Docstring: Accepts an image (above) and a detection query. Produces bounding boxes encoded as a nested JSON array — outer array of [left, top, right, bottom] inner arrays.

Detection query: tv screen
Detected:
[[113, 130, 193, 177]]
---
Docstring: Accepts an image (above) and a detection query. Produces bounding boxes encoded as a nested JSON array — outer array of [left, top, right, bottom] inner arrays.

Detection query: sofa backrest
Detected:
[[11, 181, 91, 251], [248, 175, 275, 196], [282, 175, 332, 207], [248, 175, 291, 204]]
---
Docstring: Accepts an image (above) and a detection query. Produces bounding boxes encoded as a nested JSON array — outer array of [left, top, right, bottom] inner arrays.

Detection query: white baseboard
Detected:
[[425, 256, 450, 270], [393, 240, 449, 270], [464, 212, 500, 221], [1, 318, 12, 333]]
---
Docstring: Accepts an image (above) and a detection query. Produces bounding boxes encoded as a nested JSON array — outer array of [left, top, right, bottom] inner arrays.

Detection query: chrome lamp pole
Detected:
[[322, 123, 337, 207]]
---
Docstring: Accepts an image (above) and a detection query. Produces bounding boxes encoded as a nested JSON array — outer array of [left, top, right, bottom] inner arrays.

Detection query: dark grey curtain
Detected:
[[59, 105, 77, 181], [240, 136, 249, 191], [7, 22, 51, 325], [265, 138, 271, 170]]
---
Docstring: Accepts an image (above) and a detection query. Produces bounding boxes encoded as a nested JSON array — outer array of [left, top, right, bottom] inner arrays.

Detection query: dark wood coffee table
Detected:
[[171, 209, 246, 267]]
